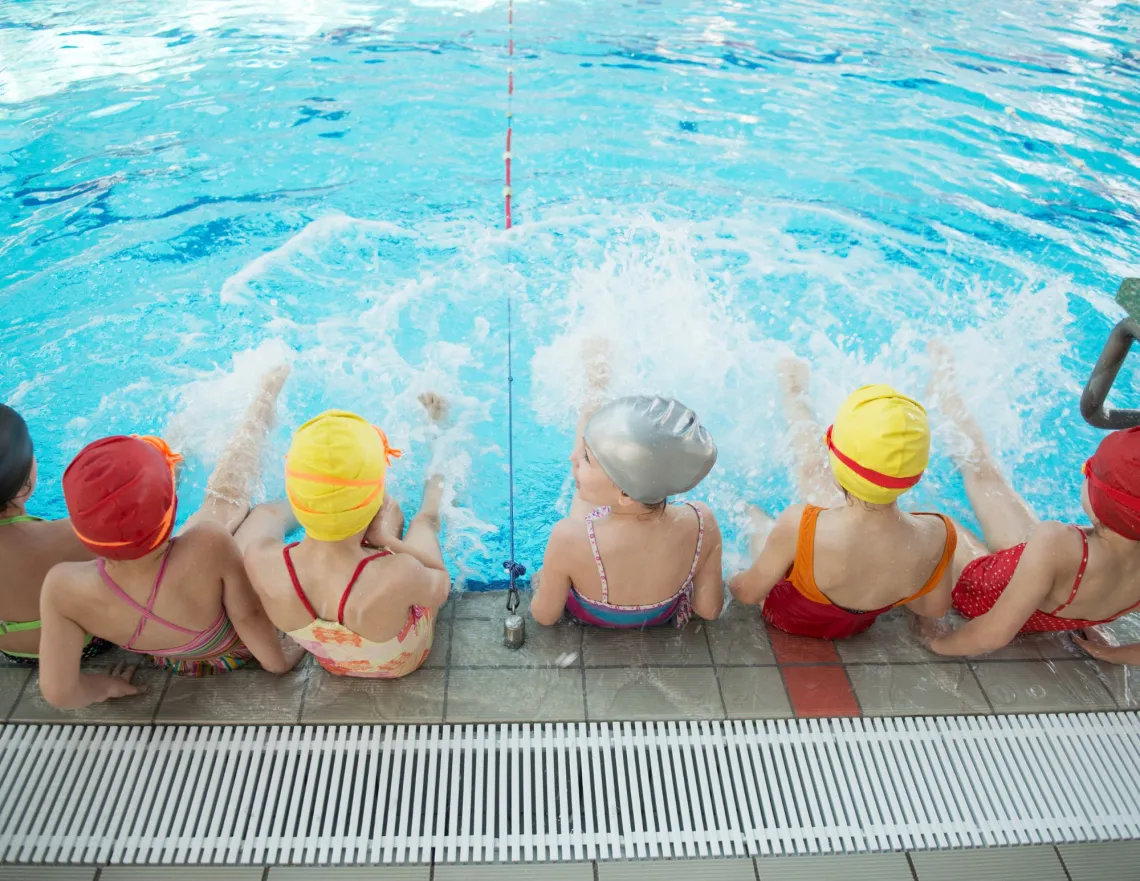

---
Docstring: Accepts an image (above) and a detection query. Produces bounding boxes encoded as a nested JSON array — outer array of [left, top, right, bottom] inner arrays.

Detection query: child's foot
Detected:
[[257, 364, 291, 408], [418, 392, 450, 427], [777, 356, 811, 403], [581, 336, 612, 397], [927, 341, 988, 469]]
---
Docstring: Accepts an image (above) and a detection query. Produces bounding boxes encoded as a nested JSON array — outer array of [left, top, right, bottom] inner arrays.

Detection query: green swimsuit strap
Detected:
[[0, 514, 43, 526]]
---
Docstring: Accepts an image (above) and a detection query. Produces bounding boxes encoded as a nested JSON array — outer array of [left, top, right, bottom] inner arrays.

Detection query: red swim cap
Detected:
[[1084, 427, 1140, 542], [63, 436, 182, 560]]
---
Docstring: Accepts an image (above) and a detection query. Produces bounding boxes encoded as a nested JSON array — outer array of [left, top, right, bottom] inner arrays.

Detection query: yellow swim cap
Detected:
[[826, 385, 929, 505], [285, 410, 402, 541]]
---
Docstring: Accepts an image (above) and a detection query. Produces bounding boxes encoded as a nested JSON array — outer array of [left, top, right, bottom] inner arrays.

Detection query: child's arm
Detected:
[[728, 505, 801, 606], [38, 566, 142, 709], [927, 522, 1066, 656], [216, 529, 303, 674], [530, 520, 576, 626], [690, 504, 724, 620]]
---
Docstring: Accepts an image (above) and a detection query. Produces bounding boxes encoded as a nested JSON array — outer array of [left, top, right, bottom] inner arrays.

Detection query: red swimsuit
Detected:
[[952, 526, 1140, 632], [762, 505, 957, 640]]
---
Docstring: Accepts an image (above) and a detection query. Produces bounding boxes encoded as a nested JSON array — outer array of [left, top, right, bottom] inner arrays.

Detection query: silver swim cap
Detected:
[[584, 396, 717, 504]]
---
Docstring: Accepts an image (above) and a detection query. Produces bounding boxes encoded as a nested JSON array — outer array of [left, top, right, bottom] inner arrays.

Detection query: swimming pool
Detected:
[[2, 0, 1138, 585]]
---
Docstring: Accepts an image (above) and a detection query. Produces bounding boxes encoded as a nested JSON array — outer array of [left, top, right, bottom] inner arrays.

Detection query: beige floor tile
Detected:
[[447, 667, 584, 722], [836, 611, 941, 664], [455, 589, 529, 619], [271, 867, 431, 879], [0, 868, 97, 881], [436, 865, 592, 880], [586, 666, 723, 720], [848, 663, 990, 715], [156, 665, 305, 723], [1092, 660, 1140, 708], [301, 668, 446, 723], [600, 860, 756, 880], [756, 852, 913, 880], [102, 869, 265, 880], [972, 659, 1116, 712], [708, 616, 777, 666], [983, 632, 1079, 661], [910, 845, 1067, 881], [0, 667, 30, 719], [450, 616, 582, 668], [10, 667, 168, 723], [718, 667, 792, 718], [1059, 840, 1140, 881], [422, 621, 451, 668], [583, 621, 713, 667]]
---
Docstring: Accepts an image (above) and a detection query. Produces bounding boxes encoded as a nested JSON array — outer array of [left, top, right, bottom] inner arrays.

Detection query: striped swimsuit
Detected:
[[97, 540, 251, 676]]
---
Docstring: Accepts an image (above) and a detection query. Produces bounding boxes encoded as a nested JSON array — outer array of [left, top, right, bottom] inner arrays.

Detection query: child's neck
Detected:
[[1, 500, 27, 519]]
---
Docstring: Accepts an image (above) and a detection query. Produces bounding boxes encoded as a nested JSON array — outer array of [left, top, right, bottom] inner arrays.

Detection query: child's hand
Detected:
[[1072, 627, 1140, 665], [910, 613, 949, 647], [92, 664, 143, 703], [281, 641, 308, 671]]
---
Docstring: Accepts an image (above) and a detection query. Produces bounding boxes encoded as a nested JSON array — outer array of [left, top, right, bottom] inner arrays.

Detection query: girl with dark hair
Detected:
[[0, 404, 97, 664]]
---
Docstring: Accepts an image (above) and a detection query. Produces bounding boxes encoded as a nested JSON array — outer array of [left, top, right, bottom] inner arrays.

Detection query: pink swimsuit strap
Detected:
[[282, 542, 393, 626], [97, 539, 226, 655], [584, 502, 704, 605]]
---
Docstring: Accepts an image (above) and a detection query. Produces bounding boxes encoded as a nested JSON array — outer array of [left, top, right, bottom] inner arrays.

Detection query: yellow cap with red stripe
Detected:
[[826, 385, 929, 504]]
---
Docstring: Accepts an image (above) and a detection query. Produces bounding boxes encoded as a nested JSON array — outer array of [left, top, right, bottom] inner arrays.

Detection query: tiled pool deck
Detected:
[[5, 841, 1140, 880], [1, 591, 1137, 725], [2, 591, 1137, 879]]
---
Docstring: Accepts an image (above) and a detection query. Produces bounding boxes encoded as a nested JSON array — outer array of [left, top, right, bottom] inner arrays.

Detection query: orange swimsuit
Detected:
[[762, 505, 957, 640]]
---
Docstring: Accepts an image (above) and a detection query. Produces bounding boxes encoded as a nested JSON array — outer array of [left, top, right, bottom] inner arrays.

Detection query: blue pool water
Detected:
[[2, 0, 1139, 585]]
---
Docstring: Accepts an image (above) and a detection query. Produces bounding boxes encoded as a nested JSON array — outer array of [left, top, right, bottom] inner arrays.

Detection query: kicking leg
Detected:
[[778, 356, 844, 508], [184, 364, 290, 535], [928, 341, 1037, 550]]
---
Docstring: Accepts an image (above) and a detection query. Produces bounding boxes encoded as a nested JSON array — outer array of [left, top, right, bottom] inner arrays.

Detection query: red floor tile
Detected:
[[782, 665, 861, 718], [766, 624, 841, 664]]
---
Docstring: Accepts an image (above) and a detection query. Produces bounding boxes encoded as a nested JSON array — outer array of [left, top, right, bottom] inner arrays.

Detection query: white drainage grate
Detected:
[[1, 714, 1138, 865]]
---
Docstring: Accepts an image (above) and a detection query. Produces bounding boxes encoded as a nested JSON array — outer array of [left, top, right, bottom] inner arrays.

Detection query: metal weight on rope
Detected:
[[502, 561, 527, 650]]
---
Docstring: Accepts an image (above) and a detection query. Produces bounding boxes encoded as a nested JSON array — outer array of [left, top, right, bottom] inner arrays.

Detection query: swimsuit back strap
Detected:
[[282, 542, 320, 621], [337, 550, 393, 626], [0, 514, 43, 526], [682, 502, 705, 587], [585, 508, 612, 604], [1049, 527, 1090, 616], [98, 542, 190, 649], [892, 513, 959, 608], [787, 505, 831, 604]]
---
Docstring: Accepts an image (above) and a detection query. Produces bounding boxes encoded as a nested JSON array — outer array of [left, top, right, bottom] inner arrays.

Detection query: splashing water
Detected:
[[2, 0, 1139, 585]]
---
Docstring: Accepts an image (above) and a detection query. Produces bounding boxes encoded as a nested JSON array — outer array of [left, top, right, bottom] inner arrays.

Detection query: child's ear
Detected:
[[616, 492, 635, 508]]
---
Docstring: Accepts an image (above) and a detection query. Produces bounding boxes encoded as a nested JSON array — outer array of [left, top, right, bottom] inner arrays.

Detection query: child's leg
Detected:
[[928, 342, 1037, 551], [400, 475, 446, 570], [778, 357, 844, 508], [184, 365, 290, 535]]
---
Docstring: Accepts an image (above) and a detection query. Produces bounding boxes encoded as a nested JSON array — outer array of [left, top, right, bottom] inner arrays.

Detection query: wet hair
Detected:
[[0, 405, 34, 508]]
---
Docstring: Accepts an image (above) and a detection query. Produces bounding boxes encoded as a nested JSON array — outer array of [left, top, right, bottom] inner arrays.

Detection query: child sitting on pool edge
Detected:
[[38, 366, 303, 709], [730, 357, 956, 638], [244, 394, 451, 678], [531, 341, 724, 628], [921, 342, 1140, 663]]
